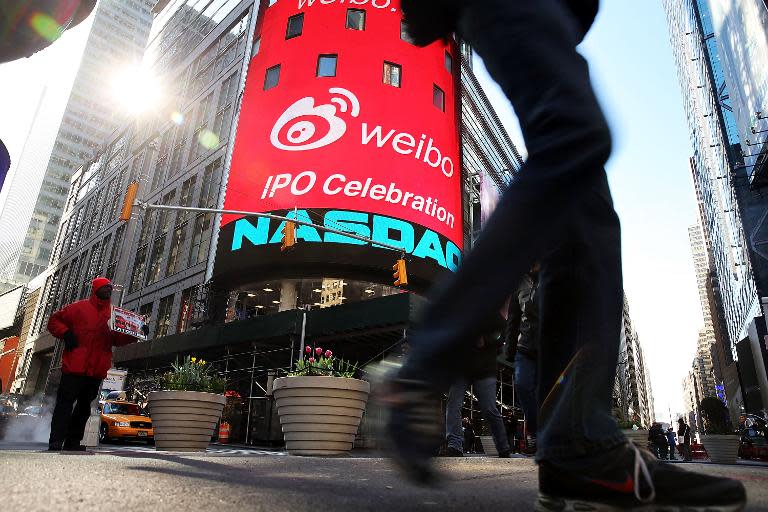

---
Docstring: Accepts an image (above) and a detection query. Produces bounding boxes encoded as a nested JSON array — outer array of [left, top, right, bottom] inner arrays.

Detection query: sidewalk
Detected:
[[1, 442, 767, 511]]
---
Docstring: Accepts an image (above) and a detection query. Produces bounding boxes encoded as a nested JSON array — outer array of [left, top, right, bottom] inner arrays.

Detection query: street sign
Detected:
[[109, 306, 147, 340]]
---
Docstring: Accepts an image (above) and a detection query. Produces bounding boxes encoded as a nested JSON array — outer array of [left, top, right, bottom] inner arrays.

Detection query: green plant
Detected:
[[289, 345, 359, 378], [700, 396, 734, 435], [616, 420, 642, 430], [161, 355, 226, 394]]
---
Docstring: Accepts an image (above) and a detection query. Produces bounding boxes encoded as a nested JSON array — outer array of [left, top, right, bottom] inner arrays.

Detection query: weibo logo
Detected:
[[270, 87, 360, 151]]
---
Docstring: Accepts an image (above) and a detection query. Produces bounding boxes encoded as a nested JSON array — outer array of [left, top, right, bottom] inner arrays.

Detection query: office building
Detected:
[[0, 0, 154, 285], [664, 0, 768, 416]]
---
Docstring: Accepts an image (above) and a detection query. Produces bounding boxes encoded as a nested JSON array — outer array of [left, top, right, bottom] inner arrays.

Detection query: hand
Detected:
[[62, 331, 78, 351], [401, 0, 464, 47]]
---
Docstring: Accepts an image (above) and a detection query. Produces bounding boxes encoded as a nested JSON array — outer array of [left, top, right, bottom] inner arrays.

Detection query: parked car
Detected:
[[18, 405, 44, 417], [0, 403, 15, 436], [99, 401, 153, 445], [739, 415, 768, 461]]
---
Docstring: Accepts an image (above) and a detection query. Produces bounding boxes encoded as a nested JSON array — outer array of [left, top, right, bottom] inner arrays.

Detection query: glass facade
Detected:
[[707, 0, 768, 183], [0, 0, 155, 285], [664, 0, 759, 354]]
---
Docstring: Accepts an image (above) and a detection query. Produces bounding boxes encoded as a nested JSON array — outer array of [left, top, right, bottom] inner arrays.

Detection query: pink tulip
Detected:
[[315, 347, 323, 355], [305, 346, 312, 354], [308, 357, 315, 364], [325, 350, 332, 358]]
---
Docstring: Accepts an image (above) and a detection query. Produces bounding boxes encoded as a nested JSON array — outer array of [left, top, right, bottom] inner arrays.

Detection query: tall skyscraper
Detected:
[[688, 223, 717, 397], [0, 0, 155, 285], [664, 0, 768, 418], [616, 296, 656, 427]]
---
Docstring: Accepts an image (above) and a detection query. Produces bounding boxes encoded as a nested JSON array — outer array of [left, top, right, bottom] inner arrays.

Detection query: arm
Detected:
[[504, 295, 522, 361], [47, 305, 72, 338], [112, 331, 139, 347]]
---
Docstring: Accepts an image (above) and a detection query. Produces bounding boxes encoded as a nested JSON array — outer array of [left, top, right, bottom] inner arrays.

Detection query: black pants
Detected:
[[399, 0, 624, 465], [49, 373, 101, 448]]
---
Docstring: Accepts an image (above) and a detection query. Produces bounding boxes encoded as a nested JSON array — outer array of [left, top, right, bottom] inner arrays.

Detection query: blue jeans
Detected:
[[446, 376, 510, 454], [399, 0, 625, 466], [514, 352, 538, 435]]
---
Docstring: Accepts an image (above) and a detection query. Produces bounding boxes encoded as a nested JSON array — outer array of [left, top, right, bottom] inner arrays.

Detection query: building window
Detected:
[[383, 62, 402, 88], [286, 13, 304, 39], [177, 287, 194, 333], [252, 37, 260, 57], [444, 51, 453, 73], [317, 54, 337, 77], [346, 9, 365, 30], [156, 294, 174, 338], [264, 64, 280, 90], [433, 84, 445, 111], [400, 21, 415, 44]]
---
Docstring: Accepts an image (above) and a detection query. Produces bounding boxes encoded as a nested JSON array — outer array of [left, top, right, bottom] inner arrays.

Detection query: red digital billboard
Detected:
[[215, 0, 463, 290]]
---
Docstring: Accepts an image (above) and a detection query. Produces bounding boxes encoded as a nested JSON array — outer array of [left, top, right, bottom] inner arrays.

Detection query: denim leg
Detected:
[[445, 379, 467, 451], [474, 376, 510, 454], [514, 352, 538, 435], [398, 0, 621, 464], [535, 171, 625, 464], [400, 0, 613, 388]]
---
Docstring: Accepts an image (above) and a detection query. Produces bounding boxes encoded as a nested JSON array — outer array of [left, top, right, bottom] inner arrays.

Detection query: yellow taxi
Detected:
[[99, 400, 154, 445]]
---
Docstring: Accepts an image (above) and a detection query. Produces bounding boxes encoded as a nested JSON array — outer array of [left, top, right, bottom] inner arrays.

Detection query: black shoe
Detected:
[[62, 444, 87, 451], [536, 442, 746, 511], [498, 449, 511, 458], [444, 446, 464, 457], [47, 443, 62, 452], [378, 377, 443, 485]]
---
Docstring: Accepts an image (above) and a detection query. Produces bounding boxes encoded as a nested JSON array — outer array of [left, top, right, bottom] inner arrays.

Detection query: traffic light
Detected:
[[392, 258, 408, 287], [119, 182, 139, 221], [281, 220, 296, 251]]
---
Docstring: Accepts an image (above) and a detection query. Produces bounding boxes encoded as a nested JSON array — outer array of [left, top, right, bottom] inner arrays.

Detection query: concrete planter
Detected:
[[479, 435, 497, 456], [148, 390, 226, 452], [701, 434, 740, 464], [622, 429, 649, 450], [273, 376, 370, 456]]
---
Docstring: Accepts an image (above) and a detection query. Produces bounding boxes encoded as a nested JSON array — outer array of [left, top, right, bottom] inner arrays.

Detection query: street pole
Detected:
[[135, 202, 409, 255]]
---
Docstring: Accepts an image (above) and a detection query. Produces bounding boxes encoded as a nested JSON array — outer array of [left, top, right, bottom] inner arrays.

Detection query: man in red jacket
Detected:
[[47, 277, 142, 451]]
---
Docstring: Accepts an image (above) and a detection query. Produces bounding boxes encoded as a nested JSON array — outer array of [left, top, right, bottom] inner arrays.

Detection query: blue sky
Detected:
[[0, 1, 701, 419], [474, 1, 701, 419]]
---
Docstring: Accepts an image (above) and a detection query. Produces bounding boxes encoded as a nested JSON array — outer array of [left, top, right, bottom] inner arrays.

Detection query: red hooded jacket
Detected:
[[47, 278, 136, 379]]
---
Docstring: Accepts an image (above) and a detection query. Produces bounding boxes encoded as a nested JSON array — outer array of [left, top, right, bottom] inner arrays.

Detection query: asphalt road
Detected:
[[1, 442, 768, 511]]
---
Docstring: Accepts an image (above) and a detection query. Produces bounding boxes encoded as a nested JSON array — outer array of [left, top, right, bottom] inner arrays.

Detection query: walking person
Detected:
[[648, 422, 668, 460], [382, 0, 747, 509], [678, 418, 693, 462], [46, 277, 145, 451], [667, 427, 677, 460], [444, 326, 511, 458], [506, 265, 540, 438]]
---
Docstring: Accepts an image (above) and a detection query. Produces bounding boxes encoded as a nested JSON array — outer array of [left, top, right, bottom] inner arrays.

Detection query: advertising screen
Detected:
[[214, 0, 463, 291]]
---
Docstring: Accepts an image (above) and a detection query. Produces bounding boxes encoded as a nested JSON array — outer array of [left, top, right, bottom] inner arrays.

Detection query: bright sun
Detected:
[[111, 64, 162, 115]]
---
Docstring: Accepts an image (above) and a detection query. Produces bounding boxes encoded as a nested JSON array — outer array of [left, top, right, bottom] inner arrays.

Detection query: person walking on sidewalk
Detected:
[[46, 277, 145, 451], [444, 323, 511, 458], [667, 427, 677, 460], [678, 418, 693, 462], [382, 0, 747, 509], [505, 265, 540, 439]]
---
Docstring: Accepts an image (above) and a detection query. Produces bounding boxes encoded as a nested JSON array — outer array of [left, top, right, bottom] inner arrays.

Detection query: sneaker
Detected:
[[498, 449, 511, 458], [378, 377, 443, 485], [444, 446, 464, 457], [536, 442, 746, 512]]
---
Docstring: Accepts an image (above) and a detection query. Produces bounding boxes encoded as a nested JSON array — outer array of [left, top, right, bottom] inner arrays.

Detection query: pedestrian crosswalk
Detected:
[[96, 443, 287, 457]]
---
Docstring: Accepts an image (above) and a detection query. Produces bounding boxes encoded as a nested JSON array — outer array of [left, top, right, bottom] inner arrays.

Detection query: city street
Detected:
[[2, 442, 768, 511]]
